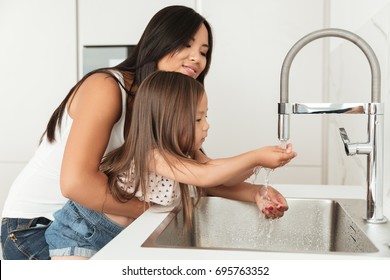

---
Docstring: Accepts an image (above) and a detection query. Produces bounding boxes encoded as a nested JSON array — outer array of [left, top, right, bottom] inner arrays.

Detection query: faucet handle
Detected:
[[339, 128, 357, 155]]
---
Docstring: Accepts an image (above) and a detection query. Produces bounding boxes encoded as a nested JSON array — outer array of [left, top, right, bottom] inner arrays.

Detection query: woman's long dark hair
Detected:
[[41, 5, 213, 143]]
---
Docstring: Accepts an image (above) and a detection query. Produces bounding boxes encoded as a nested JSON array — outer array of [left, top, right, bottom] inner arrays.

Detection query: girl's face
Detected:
[[157, 24, 209, 79], [194, 93, 209, 150]]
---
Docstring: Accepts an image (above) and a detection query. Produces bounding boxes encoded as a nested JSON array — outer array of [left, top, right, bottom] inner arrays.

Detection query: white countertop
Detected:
[[92, 184, 390, 260]]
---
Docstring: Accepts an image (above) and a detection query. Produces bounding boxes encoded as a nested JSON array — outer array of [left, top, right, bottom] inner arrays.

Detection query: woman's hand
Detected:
[[254, 185, 288, 219]]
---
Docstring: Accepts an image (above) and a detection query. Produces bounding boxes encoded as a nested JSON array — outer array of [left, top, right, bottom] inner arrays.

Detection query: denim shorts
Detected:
[[45, 200, 124, 258], [1, 217, 52, 260]]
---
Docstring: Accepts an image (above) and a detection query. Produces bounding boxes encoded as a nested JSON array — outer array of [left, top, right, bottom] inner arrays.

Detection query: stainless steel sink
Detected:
[[142, 197, 390, 256]]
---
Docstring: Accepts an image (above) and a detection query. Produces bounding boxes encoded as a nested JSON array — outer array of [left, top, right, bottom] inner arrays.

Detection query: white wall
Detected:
[[1, 0, 389, 215], [0, 0, 78, 213], [201, 0, 325, 185]]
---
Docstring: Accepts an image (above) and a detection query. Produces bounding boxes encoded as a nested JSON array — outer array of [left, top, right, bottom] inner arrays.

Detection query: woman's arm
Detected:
[[60, 73, 147, 219], [152, 145, 296, 188]]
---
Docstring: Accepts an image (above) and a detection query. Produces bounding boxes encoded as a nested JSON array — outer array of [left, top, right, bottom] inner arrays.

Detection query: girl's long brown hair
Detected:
[[100, 71, 206, 226]]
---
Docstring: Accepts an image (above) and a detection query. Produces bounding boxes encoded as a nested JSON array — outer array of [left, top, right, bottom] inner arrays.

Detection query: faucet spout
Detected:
[[280, 28, 381, 103], [278, 28, 386, 223]]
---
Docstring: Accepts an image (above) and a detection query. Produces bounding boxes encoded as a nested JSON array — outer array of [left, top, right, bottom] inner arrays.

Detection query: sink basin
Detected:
[[142, 197, 387, 255]]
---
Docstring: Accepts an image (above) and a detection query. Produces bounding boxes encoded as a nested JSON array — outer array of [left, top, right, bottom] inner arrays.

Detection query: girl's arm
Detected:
[[196, 148, 290, 218], [60, 73, 147, 219], [152, 145, 296, 188], [205, 182, 288, 219], [194, 149, 254, 186]]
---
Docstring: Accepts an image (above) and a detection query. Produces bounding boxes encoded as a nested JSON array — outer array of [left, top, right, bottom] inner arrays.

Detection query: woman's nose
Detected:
[[189, 51, 199, 62]]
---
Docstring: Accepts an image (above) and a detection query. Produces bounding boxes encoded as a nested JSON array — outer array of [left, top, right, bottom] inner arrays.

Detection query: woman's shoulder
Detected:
[[77, 72, 124, 102], [68, 71, 124, 120], [83, 71, 120, 87], [85, 70, 134, 92]]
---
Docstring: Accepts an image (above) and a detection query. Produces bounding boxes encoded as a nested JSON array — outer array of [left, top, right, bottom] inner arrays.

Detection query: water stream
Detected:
[[252, 140, 289, 239], [251, 167, 276, 239], [279, 139, 287, 149]]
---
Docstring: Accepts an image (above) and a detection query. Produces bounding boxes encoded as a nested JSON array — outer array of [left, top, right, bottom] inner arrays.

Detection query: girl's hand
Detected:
[[257, 143, 297, 169], [254, 185, 288, 219]]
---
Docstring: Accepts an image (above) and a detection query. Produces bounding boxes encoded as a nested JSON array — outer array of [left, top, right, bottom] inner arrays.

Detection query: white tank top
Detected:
[[2, 70, 127, 220]]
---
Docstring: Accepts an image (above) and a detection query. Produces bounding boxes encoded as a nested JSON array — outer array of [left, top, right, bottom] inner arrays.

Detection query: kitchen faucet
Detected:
[[278, 28, 387, 223]]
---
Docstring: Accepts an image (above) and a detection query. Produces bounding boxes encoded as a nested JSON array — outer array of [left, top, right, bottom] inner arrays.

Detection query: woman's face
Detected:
[[194, 93, 209, 150], [157, 24, 209, 79]]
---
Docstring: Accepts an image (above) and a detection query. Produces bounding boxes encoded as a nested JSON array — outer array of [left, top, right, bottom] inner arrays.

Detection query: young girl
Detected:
[[45, 71, 297, 259]]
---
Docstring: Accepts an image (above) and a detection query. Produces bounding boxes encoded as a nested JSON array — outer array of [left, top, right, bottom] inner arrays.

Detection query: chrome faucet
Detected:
[[278, 28, 386, 223]]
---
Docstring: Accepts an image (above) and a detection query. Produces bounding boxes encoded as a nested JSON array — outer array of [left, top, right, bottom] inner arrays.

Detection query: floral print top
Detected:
[[116, 161, 179, 206]]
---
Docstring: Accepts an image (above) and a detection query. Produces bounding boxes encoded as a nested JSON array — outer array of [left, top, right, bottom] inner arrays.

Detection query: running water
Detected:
[[258, 167, 275, 238], [251, 167, 274, 200], [254, 146, 286, 238], [279, 139, 287, 149], [251, 166, 261, 184], [262, 168, 273, 199]]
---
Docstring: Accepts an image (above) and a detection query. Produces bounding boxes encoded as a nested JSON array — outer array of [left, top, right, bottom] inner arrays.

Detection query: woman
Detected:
[[1, 5, 289, 260]]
